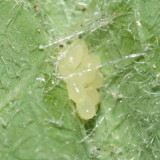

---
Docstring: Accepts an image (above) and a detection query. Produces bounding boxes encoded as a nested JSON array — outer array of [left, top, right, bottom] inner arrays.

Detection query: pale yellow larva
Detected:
[[58, 40, 103, 120]]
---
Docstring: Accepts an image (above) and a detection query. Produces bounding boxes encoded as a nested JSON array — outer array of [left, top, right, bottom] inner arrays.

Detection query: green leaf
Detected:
[[0, 1, 89, 160], [0, 0, 160, 160]]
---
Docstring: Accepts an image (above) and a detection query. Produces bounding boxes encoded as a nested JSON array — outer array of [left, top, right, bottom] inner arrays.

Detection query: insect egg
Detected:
[[88, 72, 103, 89], [66, 78, 85, 103], [58, 40, 103, 120], [78, 54, 101, 84], [76, 98, 97, 120]]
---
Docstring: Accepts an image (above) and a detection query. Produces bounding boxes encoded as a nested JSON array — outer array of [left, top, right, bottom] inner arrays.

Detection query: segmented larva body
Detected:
[[58, 40, 103, 120]]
